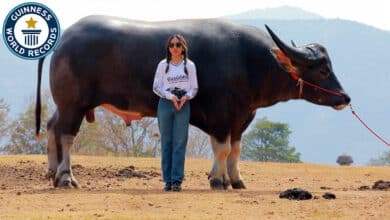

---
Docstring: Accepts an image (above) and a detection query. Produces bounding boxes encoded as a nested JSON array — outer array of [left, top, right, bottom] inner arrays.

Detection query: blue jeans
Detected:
[[157, 98, 190, 183]]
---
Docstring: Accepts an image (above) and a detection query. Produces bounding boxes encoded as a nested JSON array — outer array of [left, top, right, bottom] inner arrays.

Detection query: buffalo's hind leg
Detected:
[[53, 107, 84, 188], [46, 110, 59, 181]]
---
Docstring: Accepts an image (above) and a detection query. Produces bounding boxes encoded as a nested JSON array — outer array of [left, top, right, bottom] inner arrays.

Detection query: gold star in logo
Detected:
[[25, 17, 38, 28]]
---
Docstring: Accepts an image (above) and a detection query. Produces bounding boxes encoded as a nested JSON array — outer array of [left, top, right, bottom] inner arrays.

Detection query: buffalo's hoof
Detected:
[[54, 170, 79, 188], [45, 169, 56, 180], [210, 178, 229, 190], [55, 176, 79, 188], [59, 179, 72, 188], [231, 180, 246, 189]]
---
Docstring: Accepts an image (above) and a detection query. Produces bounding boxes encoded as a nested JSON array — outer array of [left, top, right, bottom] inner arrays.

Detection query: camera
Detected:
[[170, 87, 187, 99]]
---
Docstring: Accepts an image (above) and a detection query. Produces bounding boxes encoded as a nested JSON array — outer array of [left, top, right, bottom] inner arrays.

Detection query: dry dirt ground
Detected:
[[0, 155, 390, 219]]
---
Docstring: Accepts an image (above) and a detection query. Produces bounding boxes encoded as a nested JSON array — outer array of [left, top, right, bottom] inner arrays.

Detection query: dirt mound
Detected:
[[322, 192, 336, 199], [0, 160, 160, 191], [280, 188, 337, 200], [279, 188, 312, 200], [320, 186, 332, 190], [0, 160, 46, 188], [357, 180, 390, 191], [71, 164, 160, 180], [372, 180, 390, 190], [358, 185, 370, 190], [115, 166, 160, 179]]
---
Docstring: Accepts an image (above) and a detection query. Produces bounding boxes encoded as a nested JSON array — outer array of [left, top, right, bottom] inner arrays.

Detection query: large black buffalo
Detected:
[[36, 15, 350, 189]]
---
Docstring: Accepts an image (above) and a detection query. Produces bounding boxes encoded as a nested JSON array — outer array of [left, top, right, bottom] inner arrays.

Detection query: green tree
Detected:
[[241, 117, 301, 162]]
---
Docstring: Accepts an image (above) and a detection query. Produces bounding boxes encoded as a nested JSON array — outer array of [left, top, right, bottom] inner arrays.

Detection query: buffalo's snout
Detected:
[[333, 93, 351, 110], [343, 93, 351, 104]]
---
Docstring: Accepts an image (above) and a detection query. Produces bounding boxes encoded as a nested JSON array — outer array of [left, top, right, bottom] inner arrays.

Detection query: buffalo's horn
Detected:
[[291, 40, 297, 47], [265, 25, 319, 65]]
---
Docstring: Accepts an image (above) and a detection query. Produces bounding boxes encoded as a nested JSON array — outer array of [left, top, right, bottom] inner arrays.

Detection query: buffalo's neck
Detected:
[[242, 34, 300, 110], [251, 69, 299, 109]]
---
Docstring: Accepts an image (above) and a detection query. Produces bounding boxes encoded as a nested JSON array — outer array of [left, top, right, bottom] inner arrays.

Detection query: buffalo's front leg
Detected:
[[227, 140, 246, 189], [209, 135, 231, 190], [54, 134, 79, 188]]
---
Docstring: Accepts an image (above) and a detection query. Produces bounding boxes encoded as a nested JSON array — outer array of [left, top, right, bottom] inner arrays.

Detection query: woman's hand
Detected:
[[177, 96, 189, 110], [171, 96, 180, 111]]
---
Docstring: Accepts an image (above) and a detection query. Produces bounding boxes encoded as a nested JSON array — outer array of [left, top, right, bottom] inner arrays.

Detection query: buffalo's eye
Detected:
[[320, 70, 330, 78]]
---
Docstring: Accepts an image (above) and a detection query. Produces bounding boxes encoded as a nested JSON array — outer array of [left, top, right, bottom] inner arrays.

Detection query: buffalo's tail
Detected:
[[36, 57, 45, 140]]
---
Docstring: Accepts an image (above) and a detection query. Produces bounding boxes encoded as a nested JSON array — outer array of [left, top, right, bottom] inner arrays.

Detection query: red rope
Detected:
[[301, 79, 344, 97], [290, 72, 344, 97], [290, 72, 390, 147], [349, 104, 390, 147]]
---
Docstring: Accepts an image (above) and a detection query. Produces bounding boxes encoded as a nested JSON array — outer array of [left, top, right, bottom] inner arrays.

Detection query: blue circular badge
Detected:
[[2, 2, 61, 60]]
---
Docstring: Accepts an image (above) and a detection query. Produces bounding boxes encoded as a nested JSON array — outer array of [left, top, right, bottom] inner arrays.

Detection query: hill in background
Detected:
[[224, 6, 323, 20]]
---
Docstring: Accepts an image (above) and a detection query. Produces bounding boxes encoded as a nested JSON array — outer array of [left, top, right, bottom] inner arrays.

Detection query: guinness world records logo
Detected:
[[2, 2, 61, 60]]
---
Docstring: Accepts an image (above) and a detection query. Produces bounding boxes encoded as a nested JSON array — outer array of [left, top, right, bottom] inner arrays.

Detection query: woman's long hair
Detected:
[[165, 34, 188, 74]]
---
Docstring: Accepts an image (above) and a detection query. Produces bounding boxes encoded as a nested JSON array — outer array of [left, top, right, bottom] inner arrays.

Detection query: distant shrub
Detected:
[[336, 154, 353, 166]]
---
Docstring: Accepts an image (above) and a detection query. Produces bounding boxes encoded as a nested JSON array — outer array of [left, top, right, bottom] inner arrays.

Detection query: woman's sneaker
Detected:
[[172, 181, 182, 192], [164, 182, 172, 191]]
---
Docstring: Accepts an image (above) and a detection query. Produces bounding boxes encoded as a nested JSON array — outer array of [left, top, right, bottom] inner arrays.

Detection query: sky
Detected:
[[1, 0, 390, 31]]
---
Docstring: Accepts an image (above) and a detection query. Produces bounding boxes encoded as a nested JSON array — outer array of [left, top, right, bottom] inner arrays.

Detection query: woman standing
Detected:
[[153, 34, 198, 191]]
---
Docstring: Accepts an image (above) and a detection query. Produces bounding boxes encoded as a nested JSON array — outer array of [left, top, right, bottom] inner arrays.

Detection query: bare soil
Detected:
[[0, 155, 390, 219]]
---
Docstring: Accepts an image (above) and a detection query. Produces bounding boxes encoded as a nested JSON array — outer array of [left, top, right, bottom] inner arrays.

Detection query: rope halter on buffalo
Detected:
[[289, 71, 390, 147]]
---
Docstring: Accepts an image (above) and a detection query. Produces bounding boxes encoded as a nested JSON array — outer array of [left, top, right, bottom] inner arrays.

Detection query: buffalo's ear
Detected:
[[271, 48, 300, 75]]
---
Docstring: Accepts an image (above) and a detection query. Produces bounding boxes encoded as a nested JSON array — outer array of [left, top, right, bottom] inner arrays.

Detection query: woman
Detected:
[[153, 34, 198, 191]]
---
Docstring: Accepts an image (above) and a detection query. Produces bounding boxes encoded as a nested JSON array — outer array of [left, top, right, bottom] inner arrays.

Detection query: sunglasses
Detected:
[[168, 42, 182, 48]]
